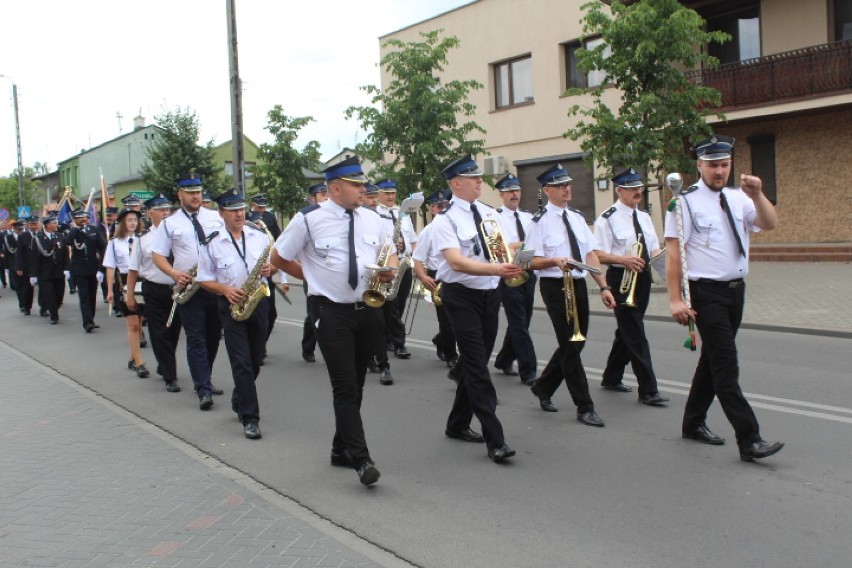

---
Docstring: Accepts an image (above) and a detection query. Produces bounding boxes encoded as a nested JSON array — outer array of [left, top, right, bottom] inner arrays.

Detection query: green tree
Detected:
[[345, 30, 486, 200], [140, 107, 227, 202], [251, 106, 322, 218], [0, 167, 41, 213], [564, 0, 730, 179]]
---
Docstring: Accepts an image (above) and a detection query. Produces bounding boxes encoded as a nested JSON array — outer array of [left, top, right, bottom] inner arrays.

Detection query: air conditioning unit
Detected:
[[483, 155, 506, 176]]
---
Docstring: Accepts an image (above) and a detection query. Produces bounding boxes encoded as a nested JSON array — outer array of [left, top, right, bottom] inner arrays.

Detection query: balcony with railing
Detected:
[[685, 40, 852, 110]]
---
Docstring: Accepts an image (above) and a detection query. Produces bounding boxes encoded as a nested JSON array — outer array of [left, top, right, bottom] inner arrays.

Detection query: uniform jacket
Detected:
[[63, 225, 107, 275], [29, 231, 68, 280]]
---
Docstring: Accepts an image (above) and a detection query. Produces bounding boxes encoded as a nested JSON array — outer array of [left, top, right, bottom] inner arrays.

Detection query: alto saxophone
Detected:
[[166, 264, 199, 328], [230, 222, 273, 321]]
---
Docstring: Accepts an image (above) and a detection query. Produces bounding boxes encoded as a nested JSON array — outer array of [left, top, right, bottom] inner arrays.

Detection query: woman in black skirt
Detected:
[[104, 209, 149, 377]]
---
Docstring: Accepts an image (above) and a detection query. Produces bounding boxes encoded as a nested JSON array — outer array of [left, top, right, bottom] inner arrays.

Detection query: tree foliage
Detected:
[[140, 107, 227, 202], [0, 167, 41, 213], [346, 30, 486, 200], [564, 0, 730, 179], [251, 106, 322, 218]]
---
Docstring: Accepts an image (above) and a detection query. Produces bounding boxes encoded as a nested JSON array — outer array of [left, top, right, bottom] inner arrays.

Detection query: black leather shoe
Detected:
[[602, 383, 632, 393], [739, 439, 784, 462], [379, 369, 394, 385], [521, 375, 537, 386], [447, 363, 460, 383], [69, 289, 76, 294], [488, 444, 516, 463], [497, 365, 518, 376], [84, 323, 95, 333], [445, 427, 485, 443], [139, 339, 147, 348], [357, 460, 380, 486], [23, 309, 31, 316], [682, 425, 725, 445], [40, 308, 48, 317], [135, 364, 150, 378], [302, 352, 316, 363], [50, 319, 59, 325], [243, 423, 262, 440], [445, 355, 458, 369], [330, 449, 355, 468], [432, 336, 446, 361], [367, 361, 380, 373], [638, 393, 670, 406], [199, 393, 214, 410], [394, 346, 411, 359], [531, 383, 557, 412], [210, 385, 224, 395], [165, 381, 181, 393], [577, 411, 605, 427], [127, 359, 135, 371]]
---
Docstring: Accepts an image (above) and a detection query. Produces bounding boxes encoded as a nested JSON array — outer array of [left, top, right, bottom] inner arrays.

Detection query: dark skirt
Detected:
[[113, 275, 144, 317]]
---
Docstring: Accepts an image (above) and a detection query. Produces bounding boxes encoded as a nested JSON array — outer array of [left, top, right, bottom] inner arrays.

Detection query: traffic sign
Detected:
[[17, 206, 31, 218], [0, 208, 9, 221]]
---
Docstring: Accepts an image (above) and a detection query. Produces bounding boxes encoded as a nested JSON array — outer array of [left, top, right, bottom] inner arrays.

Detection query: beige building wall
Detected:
[[761, 0, 828, 55]]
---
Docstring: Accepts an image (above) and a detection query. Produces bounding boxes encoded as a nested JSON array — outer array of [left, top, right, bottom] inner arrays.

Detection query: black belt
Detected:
[[442, 282, 496, 296], [692, 278, 744, 289], [540, 276, 582, 282], [315, 296, 368, 310], [141, 279, 171, 288]]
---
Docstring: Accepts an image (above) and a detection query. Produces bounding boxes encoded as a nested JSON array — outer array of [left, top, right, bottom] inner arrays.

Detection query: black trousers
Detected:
[[265, 276, 277, 340], [301, 281, 318, 356], [601, 268, 659, 395], [535, 277, 595, 413], [38, 277, 65, 321], [74, 273, 98, 329], [428, 269, 457, 360], [219, 296, 268, 425], [314, 297, 383, 465], [179, 288, 221, 398], [494, 273, 538, 381], [683, 280, 760, 447], [384, 268, 412, 349], [18, 275, 33, 311], [8, 269, 17, 291], [142, 280, 182, 384], [442, 283, 505, 450]]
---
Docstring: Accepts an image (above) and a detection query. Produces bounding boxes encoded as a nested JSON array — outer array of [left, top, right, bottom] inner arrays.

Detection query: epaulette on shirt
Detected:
[[520, 208, 532, 215], [246, 222, 264, 233], [139, 227, 151, 238], [439, 202, 454, 214], [601, 206, 617, 219], [681, 184, 699, 196], [477, 201, 495, 209], [379, 213, 394, 220], [567, 207, 583, 215], [299, 203, 320, 215], [531, 209, 545, 223], [496, 207, 503, 213]]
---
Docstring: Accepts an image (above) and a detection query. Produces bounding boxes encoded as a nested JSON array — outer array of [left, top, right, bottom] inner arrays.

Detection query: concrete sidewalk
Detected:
[[582, 261, 852, 337], [0, 342, 411, 568]]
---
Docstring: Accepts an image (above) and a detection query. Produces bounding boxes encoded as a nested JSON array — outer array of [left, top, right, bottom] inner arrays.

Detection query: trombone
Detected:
[[562, 271, 586, 342], [619, 241, 643, 308]]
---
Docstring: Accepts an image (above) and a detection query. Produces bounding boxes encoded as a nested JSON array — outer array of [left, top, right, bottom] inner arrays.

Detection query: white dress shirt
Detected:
[[524, 202, 599, 279], [197, 225, 271, 288], [129, 225, 173, 285], [149, 207, 225, 273], [594, 200, 660, 265]]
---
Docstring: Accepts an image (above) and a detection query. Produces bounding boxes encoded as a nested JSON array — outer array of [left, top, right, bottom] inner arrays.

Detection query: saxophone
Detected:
[[230, 222, 273, 321]]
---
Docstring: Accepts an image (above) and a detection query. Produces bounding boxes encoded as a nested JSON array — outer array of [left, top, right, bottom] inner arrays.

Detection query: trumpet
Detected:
[[619, 241, 643, 308], [562, 272, 586, 342], [363, 236, 395, 308], [480, 219, 529, 287]]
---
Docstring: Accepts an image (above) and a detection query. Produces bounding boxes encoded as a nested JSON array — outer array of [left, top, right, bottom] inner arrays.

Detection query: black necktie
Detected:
[[514, 211, 526, 241], [561, 211, 582, 262], [720, 192, 746, 257], [470, 203, 492, 261], [632, 210, 651, 264], [346, 210, 358, 289], [190, 212, 207, 245]]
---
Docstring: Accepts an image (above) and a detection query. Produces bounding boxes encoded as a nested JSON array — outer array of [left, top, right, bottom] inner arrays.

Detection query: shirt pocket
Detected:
[[219, 258, 242, 282], [693, 213, 724, 244], [362, 233, 379, 247], [458, 230, 479, 257], [613, 227, 631, 246], [314, 236, 346, 264], [543, 235, 564, 256]]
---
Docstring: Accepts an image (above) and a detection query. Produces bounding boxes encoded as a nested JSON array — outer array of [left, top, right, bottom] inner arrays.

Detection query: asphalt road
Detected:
[[3, 290, 851, 568]]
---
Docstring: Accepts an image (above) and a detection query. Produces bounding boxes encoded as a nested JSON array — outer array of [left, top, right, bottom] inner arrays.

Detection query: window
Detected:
[[833, 0, 852, 41], [748, 135, 776, 204], [565, 37, 611, 89], [706, 5, 761, 64], [494, 55, 534, 109]]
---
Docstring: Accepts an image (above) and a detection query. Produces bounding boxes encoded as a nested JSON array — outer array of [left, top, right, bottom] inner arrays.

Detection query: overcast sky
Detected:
[[0, 0, 473, 176]]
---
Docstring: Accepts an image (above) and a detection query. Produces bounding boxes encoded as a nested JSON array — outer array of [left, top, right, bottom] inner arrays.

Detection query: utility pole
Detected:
[[1, 75, 26, 207], [226, 0, 245, 198], [116, 111, 123, 134]]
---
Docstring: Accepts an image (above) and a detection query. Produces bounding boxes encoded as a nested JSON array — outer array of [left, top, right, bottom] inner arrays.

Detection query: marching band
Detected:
[[0, 139, 785, 486]]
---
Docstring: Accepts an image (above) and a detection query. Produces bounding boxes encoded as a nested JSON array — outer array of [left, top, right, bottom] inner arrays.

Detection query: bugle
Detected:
[[562, 272, 586, 342], [619, 242, 643, 308]]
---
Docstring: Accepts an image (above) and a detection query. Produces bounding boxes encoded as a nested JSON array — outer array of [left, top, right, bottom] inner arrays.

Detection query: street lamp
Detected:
[[0, 74, 25, 207]]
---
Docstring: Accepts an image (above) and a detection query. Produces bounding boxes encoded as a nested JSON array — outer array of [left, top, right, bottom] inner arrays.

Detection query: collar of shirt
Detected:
[[449, 197, 472, 213], [324, 199, 351, 220], [544, 201, 567, 216]]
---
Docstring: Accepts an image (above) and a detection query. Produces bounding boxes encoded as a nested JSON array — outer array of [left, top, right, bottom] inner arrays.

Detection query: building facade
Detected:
[[381, 0, 852, 244]]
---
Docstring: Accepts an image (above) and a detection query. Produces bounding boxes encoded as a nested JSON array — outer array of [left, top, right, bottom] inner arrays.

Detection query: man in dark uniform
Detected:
[[492, 173, 538, 385], [430, 155, 525, 463], [199, 189, 279, 439], [299, 183, 328, 363], [594, 168, 669, 406], [29, 215, 68, 324], [63, 208, 106, 332], [524, 164, 616, 426], [150, 174, 225, 411], [0, 222, 8, 289], [271, 157, 393, 486], [4, 220, 24, 303], [665, 134, 784, 462], [15, 217, 40, 316]]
